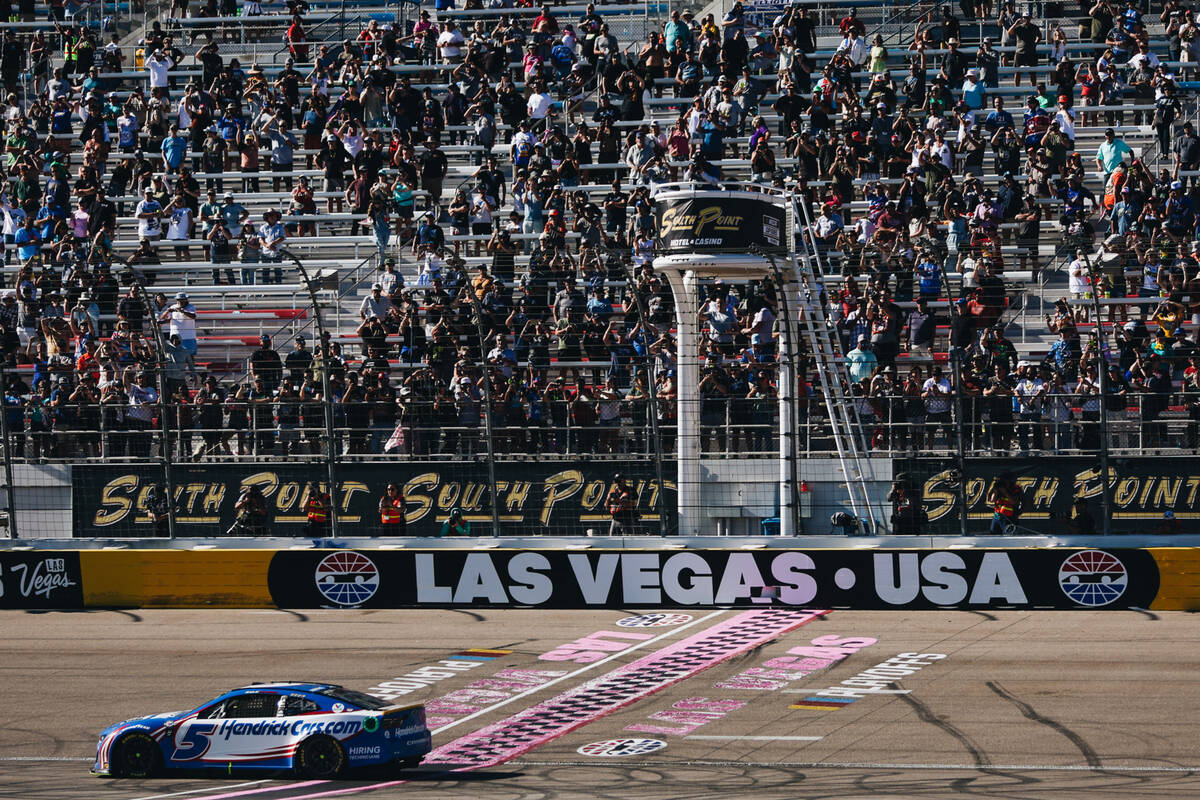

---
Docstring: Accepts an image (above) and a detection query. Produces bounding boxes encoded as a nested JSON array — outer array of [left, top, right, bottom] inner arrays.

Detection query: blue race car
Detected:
[[93, 682, 431, 779]]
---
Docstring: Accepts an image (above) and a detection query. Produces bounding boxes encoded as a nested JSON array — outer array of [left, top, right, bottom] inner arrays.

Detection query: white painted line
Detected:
[[126, 781, 273, 800], [431, 610, 726, 736], [0, 756, 92, 762], [684, 735, 823, 742], [514, 759, 1200, 773]]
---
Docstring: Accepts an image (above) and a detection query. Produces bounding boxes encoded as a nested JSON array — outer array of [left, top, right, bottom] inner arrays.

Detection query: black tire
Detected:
[[112, 732, 162, 778], [399, 756, 422, 769], [294, 735, 346, 779]]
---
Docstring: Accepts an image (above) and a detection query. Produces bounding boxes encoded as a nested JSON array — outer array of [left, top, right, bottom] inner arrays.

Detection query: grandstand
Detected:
[[0, 0, 1197, 539]]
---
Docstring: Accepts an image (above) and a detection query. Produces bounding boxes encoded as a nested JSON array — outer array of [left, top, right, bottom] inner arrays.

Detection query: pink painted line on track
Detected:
[[270, 609, 830, 800]]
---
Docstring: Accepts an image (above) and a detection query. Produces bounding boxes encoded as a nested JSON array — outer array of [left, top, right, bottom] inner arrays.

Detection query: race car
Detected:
[[93, 682, 431, 779]]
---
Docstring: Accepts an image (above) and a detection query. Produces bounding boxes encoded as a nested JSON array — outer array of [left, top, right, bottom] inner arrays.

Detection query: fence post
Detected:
[[0, 363, 17, 539], [1084, 252, 1113, 535], [130, 270, 178, 539], [949, 345, 969, 537], [470, 298, 502, 537], [618, 255, 668, 533]]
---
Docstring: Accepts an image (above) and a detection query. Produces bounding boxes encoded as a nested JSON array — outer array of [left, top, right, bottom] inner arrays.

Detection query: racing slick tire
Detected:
[[398, 756, 423, 770], [112, 732, 163, 778], [294, 735, 347, 779]]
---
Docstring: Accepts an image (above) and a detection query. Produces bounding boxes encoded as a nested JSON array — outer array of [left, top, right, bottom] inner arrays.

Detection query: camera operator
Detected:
[[228, 484, 268, 536]]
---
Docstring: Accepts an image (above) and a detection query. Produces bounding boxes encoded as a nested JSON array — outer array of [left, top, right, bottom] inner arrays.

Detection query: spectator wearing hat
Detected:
[[250, 334, 282, 391], [284, 335, 313, 386], [440, 507, 470, 536], [258, 209, 286, 284], [418, 138, 448, 216], [1008, 12, 1043, 86], [124, 370, 159, 459], [1173, 121, 1200, 190], [134, 186, 164, 242], [159, 291, 197, 358], [1095, 127, 1133, 179], [145, 48, 174, 93]]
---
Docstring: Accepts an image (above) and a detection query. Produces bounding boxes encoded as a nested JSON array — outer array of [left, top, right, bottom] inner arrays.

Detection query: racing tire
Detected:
[[294, 735, 347, 779], [399, 756, 423, 770], [112, 732, 162, 778]]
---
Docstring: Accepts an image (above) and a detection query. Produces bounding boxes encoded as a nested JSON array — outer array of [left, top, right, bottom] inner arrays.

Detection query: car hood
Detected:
[[98, 710, 189, 738]]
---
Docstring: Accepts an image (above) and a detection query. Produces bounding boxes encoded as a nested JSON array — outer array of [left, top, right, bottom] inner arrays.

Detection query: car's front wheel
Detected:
[[294, 735, 346, 779], [112, 732, 162, 778]]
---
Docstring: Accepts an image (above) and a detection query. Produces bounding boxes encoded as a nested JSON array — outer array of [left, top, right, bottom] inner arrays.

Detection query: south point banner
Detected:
[[654, 194, 786, 252], [72, 462, 674, 537], [894, 457, 1200, 534]]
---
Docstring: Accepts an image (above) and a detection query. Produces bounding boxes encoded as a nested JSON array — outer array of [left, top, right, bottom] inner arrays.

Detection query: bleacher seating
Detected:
[[0, 0, 1197, 477]]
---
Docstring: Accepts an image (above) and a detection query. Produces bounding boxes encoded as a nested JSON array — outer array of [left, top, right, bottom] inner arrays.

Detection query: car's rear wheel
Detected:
[[294, 735, 346, 779], [398, 756, 422, 770], [113, 732, 162, 778]]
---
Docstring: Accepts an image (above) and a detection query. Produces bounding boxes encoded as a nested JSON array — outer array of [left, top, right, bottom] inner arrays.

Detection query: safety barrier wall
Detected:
[[2, 547, 1199, 611]]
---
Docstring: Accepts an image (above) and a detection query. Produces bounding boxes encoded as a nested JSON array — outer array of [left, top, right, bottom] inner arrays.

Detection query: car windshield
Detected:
[[318, 688, 390, 710]]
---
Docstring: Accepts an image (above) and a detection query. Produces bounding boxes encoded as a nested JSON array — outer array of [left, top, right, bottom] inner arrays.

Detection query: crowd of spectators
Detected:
[[0, 0, 1199, 462]]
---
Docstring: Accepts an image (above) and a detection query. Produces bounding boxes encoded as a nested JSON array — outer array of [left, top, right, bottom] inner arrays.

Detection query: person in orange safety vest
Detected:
[[378, 482, 407, 535], [986, 474, 1022, 535], [305, 481, 330, 536]]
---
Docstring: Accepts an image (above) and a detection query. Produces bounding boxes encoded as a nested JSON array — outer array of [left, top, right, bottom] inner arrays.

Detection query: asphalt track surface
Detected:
[[2, 609, 1198, 800]]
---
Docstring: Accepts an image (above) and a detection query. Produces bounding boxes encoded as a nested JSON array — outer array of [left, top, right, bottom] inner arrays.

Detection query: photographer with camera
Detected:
[[887, 474, 926, 534], [227, 484, 268, 536], [606, 474, 638, 536]]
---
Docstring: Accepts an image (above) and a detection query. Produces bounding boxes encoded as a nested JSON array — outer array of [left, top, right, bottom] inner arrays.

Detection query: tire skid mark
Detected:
[[986, 680, 1103, 768], [898, 694, 991, 767]]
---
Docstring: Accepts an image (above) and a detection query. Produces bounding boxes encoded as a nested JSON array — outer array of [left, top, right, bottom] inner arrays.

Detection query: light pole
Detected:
[[119, 259, 177, 540], [281, 249, 340, 538]]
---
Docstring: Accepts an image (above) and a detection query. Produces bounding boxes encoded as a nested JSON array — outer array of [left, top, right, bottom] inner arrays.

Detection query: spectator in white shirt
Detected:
[[527, 86, 554, 121], [258, 209, 287, 284], [135, 187, 163, 240], [437, 22, 465, 63], [159, 291, 198, 356], [146, 49, 173, 91], [837, 29, 867, 67], [1068, 251, 1091, 321]]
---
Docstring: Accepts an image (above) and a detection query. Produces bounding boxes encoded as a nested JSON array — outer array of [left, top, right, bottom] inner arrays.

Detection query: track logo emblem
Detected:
[[577, 738, 667, 757], [1058, 550, 1128, 607], [315, 551, 380, 606], [616, 613, 693, 628]]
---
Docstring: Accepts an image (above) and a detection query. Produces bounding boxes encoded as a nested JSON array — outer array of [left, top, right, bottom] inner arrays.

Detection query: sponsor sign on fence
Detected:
[[894, 457, 1200, 534], [71, 461, 673, 538], [265, 548, 1162, 610]]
